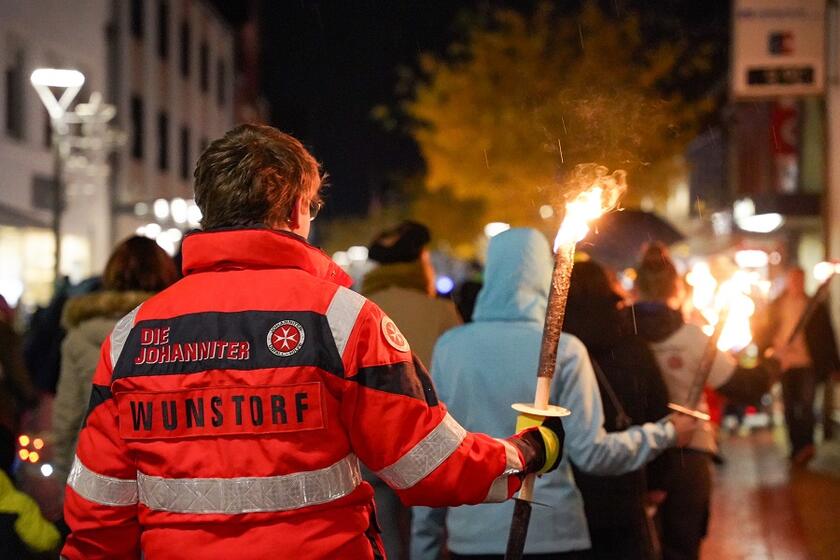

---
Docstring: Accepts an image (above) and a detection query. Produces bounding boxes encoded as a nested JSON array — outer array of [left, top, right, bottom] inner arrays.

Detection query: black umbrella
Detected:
[[576, 209, 684, 269]]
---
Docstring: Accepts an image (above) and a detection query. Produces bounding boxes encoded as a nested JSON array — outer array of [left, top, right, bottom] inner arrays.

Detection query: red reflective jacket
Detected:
[[62, 228, 522, 560]]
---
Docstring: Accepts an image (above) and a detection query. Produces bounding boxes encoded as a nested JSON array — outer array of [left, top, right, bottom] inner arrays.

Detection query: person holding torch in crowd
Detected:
[[628, 243, 779, 560]]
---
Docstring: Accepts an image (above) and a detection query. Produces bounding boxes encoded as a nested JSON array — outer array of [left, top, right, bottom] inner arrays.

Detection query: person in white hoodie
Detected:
[[411, 229, 696, 560]]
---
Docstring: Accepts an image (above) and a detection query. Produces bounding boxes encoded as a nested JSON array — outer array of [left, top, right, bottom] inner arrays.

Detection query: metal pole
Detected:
[[52, 125, 64, 284], [825, 0, 840, 439]]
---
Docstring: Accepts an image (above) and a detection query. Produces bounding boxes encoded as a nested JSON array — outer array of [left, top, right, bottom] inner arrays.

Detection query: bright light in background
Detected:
[[332, 251, 350, 267], [0, 276, 24, 307], [153, 198, 170, 220], [143, 223, 162, 239], [435, 276, 455, 295], [347, 246, 369, 262], [166, 228, 183, 243], [737, 213, 784, 233], [687, 263, 757, 352], [134, 202, 149, 216], [686, 262, 717, 317], [18, 435, 30, 447], [484, 222, 510, 238], [539, 205, 554, 219], [733, 198, 756, 222], [187, 202, 202, 227], [30, 68, 85, 88], [135, 226, 146, 236], [813, 261, 840, 283], [734, 250, 769, 268], [769, 251, 782, 265], [40, 464, 54, 477], [170, 198, 188, 224], [715, 272, 756, 352]]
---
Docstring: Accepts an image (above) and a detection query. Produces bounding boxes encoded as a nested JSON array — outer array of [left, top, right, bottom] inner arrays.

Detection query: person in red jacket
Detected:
[[61, 124, 563, 560]]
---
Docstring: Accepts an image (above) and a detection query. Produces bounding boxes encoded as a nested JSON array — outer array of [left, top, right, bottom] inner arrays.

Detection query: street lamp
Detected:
[[30, 68, 85, 282]]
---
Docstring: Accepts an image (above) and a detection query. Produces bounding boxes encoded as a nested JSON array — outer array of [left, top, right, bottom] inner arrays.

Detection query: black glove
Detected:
[[507, 415, 565, 475]]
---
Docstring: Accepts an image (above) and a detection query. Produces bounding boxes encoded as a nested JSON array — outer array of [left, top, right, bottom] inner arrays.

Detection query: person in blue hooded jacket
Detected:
[[411, 228, 696, 560]]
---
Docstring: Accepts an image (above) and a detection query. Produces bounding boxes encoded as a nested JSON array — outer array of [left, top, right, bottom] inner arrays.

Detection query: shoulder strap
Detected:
[[591, 358, 632, 430]]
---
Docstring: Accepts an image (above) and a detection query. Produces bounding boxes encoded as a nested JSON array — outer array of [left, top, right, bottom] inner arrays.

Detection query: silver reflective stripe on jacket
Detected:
[[483, 439, 523, 503], [137, 454, 362, 514], [109, 304, 142, 368], [325, 286, 367, 358], [376, 413, 467, 490], [67, 455, 138, 506]]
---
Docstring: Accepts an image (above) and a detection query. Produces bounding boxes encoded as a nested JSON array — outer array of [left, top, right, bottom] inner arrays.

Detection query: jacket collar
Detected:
[[181, 227, 353, 287]]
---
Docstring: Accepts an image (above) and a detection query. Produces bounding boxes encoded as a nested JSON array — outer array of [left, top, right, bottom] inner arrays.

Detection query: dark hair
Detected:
[[102, 236, 179, 292], [565, 260, 624, 351], [635, 242, 680, 301], [368, 221, 431, 264], [193, 124, 322, 230]]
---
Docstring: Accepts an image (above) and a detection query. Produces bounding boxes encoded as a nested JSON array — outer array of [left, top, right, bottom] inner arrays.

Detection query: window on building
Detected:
[[5, 50, 25, 140], [179, 21, 191, 77], [217, 59, 226, 106], [157, 1, 169, 60], [179, 126, 191, 180], [131, 95, 144, 159], [130, 0, 144, 38], [158, 111, 169, 171], [199, 41, 209, 92]]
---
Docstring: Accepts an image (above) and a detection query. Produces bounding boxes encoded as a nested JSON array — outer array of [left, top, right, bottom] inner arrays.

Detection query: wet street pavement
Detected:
[[703, 428, 839, 560]]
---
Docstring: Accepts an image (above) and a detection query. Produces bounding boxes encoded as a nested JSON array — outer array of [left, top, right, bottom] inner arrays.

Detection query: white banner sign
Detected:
[[732, 0, 826, 98]]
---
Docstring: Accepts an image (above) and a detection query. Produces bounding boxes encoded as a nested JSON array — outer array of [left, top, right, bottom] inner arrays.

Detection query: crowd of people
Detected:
[[0, 123, 837, 559]]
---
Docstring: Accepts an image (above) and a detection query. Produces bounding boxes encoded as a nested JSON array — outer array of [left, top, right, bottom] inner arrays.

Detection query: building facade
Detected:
[[0, 0, 110, 306], [108, 0, 235, 248], [0, 0, 234, 308]]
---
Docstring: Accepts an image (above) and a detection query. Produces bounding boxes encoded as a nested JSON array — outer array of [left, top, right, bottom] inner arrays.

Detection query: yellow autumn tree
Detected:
[[404, 1, 716, 228]]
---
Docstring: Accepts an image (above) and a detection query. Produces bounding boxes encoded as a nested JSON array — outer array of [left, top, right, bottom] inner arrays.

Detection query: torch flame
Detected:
[[687, 262, 757, 352], [553, 164, 627, 252]]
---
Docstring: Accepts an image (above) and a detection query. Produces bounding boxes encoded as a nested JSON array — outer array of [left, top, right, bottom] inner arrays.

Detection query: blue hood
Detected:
[[473, 228, 553, 324]]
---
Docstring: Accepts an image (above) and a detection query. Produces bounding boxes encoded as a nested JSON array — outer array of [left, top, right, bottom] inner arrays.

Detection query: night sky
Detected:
[[212, 1, 729, 219], [258, 0, 486, 218]]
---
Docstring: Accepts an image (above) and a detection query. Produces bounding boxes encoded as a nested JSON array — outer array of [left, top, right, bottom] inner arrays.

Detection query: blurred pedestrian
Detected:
[[362, 220, 462, 365], [565, 260, 671, 560], [628, 243, 776, 560], [755, 266, 840, 465], [23, 277, 101, 394], [360, 220, 462, 560], [61, 124, 563, 559], [0, 295, 38, 433], [0, 425, 61, 557], [52, 237, 178, 482], [412, 229, 696, 560]]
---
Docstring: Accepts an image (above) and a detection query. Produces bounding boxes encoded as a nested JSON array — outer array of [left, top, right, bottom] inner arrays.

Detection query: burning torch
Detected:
[[504, 164, 626, 560]]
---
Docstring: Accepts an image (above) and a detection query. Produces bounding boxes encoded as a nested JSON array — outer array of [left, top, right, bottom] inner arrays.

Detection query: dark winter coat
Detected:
[[566, 299, 670, 535]]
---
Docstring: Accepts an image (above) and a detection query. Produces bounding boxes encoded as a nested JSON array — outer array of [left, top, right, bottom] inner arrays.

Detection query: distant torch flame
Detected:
[[553, 164, 627, 252], [687, 263, 756, 352]]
